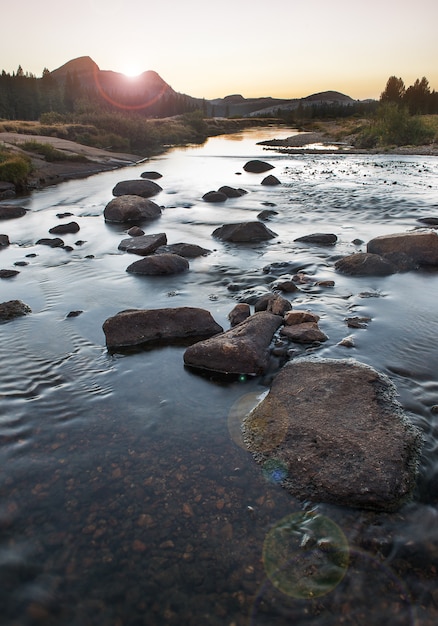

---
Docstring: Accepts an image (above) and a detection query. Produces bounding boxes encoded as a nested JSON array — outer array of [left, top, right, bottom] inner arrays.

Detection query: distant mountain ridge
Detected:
[[49, 56, 361, 116]]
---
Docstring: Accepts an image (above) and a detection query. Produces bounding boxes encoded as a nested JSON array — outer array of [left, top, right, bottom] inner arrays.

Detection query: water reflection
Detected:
[[1, 127, 438, 624]]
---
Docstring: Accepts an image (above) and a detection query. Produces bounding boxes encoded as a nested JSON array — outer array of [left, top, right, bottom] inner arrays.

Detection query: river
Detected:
[[1, 126, 438, 625]]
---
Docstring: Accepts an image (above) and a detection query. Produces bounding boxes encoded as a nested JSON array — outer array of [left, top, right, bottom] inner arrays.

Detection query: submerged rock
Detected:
[[112, 179, 162, 198], [242, 358, 422, 511], [118, 233, 167, 256], [0, 299, 31, 320], [213, 221, 277, 243], [104, 195, 162, 223], [103, 307, 223, 350], [184, 311, 283, 376], [126, 253, 189, 275]]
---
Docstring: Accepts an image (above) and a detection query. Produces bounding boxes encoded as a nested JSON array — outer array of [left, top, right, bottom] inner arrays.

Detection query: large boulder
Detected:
[[0, 299, 31, 320], [103, 307, 223, 350], [335, 252, 396, 276], [213, 221, 277, 243], [242, 358, 422, 511], [126, 253, 189, 275], [0, 204, 27, 220], [367, 231, 438, 267], [118, 233, 167, 256], [104, 195, 162, 223], [112, 179, 162, 198], [243, 160, 274, 173], [183, 311, 283, 376]]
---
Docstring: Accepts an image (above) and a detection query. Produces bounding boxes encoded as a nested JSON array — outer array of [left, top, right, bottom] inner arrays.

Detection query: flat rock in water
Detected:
[[367, 231, 438, 267], [126, 253, 189, 275], [49, 221, 80, 235], [295, 233, 337, 245], [36, 237, 65, 248], [0, 205, 27, 220], [242, 358, 423, 511], [280, 321, 328, 343], [213, 221, 277, 243], [103, 307, 223, 350], [112, 179, 162, 198], [202, 191, 228, 203], [335, 252, 396, 276], [183, 311, 283, 376], [154, 243, 211, 258], [243, 160, 274, 173], [0, 299, 31, 320], [140, 171, 162, 180], [118, 233, 167, 255], [104, 195, 162, 223], [0, 269, 20, 278]]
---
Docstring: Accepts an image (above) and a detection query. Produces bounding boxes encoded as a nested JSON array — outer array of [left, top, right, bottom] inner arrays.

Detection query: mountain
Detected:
[[49, 56, 362, 117]]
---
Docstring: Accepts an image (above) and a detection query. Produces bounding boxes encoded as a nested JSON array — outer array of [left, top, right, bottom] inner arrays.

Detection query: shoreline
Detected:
[[2, 126, 438, 197]]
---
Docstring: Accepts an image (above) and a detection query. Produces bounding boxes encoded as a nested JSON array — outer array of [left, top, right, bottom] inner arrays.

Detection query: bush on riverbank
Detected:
[[0, 148, 32, 188], [354, 104, 436, 148]]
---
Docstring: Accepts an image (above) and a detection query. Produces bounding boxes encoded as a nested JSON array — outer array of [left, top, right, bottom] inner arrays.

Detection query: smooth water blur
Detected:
[[1, 127, 438, 625]]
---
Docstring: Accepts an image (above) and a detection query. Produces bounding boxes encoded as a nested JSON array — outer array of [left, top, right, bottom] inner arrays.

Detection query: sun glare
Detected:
[[122, 66, 142, 78]]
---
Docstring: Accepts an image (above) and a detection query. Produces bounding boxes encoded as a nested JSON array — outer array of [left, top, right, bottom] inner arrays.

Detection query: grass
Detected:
[[20, 140, 89, 162]]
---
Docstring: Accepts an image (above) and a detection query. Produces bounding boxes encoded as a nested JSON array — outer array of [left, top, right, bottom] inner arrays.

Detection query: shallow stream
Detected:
[[1, 127, 438, 625]]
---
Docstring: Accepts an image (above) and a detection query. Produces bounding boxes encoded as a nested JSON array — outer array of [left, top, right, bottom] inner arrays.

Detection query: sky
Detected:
[[1, 0, 437, 101]]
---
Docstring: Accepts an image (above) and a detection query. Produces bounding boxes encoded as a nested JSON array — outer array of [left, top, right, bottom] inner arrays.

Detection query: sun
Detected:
[[121, 66, 142, 78]]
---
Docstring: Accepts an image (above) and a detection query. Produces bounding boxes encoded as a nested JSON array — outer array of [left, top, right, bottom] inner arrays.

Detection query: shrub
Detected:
[[0, 154, 32, 186], [355, 104, 434, 147], [20, 140, 88, 162]]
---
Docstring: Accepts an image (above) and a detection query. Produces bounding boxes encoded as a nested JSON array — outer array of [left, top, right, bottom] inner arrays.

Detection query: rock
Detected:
[[155, 243, 211, 258], [0, 269, 19, 278], [367, 231, 438, 267], [0, 299, 31, 320], [118, 233, 167, 255], [127, 226, 145, 236], [103, 307, 223, 350], [104, 195, 162, 223], [258, 209, 278, 220], [213, 221, 277, 243], [183, 311, 283, 376], [295, 233, 338, 245], [280, 321, 328, 343], [228, 303, 251, 327], [49, 221, 80, 235], [284, 310, 320, 325], [66, 310, 83, 318], [0, 234, 10, 246], [335, 252, 396, 276], [261, 175, 281, 186], [112, 179, 162, 198], [242, 358, 423, 511], [0, 182, 16, 199], [126, 253, 189, 275], [217, 186, 246, 198], [36, 237, 65, 248], [140, 171, 163, 180], [243, 160, 274, 173], [266, 294, 292, 316], [0, 204, 27, 220], [417, 217, 438, 226], [270, 278, 300, 293], [202, 191, 228, 203]]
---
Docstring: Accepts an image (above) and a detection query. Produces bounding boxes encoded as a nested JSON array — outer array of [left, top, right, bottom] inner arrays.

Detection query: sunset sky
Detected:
[[1, 0, 437, 101]]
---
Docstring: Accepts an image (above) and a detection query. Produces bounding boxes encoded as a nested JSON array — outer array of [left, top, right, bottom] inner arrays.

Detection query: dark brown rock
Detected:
[[217, 186, 246, 198], [103, 307, 223, 350], [126, 253, 189, 275], [155, 243, 211, 258], [261, 175, 281, 186], [367, 231, 438, 267], [118, 233, 167, 255], [183, 311, 283, 376], [112, 179, 162, 198], [280, 321, 328, 343], [202, 191, 228, 203], [0, 204, 27, 220], [335, 252, 396, 276], [266, 294, 292, 316], [140, 171, 163, 180], [127, 226, 145, 236], [228, 303, 251, 327], [0, 234, 10, 246], [104, 195, 162, 223], [0, 269, 19, 278], [36, 237, 65, 248], [213, 221, 277, 243], [0, 299, 31, 320], [295, 233, 337, 244], [243, 160, 274, 173], [242, 358, 423, 511], [49, 221, 80, 235]]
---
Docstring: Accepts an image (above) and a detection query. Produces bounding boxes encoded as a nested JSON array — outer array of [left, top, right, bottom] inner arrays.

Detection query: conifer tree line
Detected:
[[0, 65, 201, 120], [380, 76, 438, 114]]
